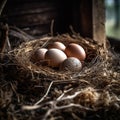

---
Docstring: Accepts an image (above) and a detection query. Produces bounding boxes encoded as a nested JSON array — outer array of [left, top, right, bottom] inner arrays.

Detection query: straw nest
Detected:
[[9, 34, 101, 81], [2, 34, 120, 120]]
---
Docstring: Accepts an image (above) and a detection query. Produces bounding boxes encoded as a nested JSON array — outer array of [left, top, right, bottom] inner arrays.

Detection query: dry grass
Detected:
[[0, 33, 120, 120]]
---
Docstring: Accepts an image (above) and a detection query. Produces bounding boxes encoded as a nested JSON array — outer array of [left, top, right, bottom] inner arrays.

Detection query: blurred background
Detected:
[[105, 0, 120, 40]]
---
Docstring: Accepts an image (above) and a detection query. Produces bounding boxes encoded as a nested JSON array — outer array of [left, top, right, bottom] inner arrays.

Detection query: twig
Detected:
[[10, 82, 20, 103], [22, 101, 51, 111], [57, 88, 73, 101], [22, 105, 41, 110], [43, 109, 53, 120], [55, 103, 92, 111], [69, 25, 80, 36], [34, 81, 53, 105], [57, 90, 82, 101], [0, 0, 7, 15], [6, 37, 11, 51], [50, 19, 54, 36], [42, 102, 92, 120], [0, 23, 9, 57], [53, 78, 91, 85], [9, 26, 34, 41]]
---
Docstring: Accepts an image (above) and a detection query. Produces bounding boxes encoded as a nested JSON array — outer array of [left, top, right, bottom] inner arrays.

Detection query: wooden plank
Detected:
[[79, 0, 106, 45], [92, 0, 106, 45]]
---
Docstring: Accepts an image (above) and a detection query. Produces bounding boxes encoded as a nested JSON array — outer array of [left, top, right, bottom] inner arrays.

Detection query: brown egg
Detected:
[[48, 41, 66, 51], [65, 43, 86, 61], [60, 57, 82, 71], [33, 48, 48, 62], [45, 48, 67, 67]]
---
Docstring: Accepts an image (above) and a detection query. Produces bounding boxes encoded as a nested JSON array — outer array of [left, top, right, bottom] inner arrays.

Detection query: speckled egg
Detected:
[[60, 57, 82, 71]]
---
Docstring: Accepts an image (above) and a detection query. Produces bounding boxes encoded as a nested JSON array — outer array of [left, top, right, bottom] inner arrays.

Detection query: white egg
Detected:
[[31, 48, 48, 65], [48, 41, 66, 51], [34, 48, 48, 61], [45, 48, 67, 67]]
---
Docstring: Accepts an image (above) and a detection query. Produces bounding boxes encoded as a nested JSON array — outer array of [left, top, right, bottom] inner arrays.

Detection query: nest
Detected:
[[9, 34, 100, 81], [1, 1, 120, 119], [1, 33, 120, 120]]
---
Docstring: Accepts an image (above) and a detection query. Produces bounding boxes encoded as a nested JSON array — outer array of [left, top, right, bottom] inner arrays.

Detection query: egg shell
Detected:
[[60, 57, 82, 71], [65, 43, 86, 61], [48, 41, 66, 51], [45, 48, 67, 67], [33, 48, 47, 62]]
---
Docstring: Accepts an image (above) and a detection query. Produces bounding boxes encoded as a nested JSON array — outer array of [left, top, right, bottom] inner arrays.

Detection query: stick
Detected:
[[0, 0, 7, 15], [0, 23, 9, 57], [50, 19, 54, 36], [57, 88, 73, 101], [34, 81, 53, 105]]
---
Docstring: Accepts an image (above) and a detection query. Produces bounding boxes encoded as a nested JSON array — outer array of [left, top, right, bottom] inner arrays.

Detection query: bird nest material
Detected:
[[9, 34, 101, 81], [1, 34, 120, 120]]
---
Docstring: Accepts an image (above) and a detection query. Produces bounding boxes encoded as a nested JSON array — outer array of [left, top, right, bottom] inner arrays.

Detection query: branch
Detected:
[[34, 81, 53, 105]]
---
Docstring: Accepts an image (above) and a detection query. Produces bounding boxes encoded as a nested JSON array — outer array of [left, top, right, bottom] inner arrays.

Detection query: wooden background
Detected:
[[2, 0, 105, 45], [2, 0, 95, 36]]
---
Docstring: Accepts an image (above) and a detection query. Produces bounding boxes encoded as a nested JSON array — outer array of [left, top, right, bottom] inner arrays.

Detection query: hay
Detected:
[[1, 33, 120, 120]]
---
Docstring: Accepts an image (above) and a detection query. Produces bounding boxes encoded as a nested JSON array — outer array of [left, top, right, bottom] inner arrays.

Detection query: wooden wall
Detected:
[[2, 0, 57, 36], [2, 0, 105, 45]]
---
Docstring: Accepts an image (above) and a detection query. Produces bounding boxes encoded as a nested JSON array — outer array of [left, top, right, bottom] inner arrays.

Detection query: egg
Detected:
[[45, 48, 67, 67], [48, 41, 66, 51], [60, 57, 82, 71], [65, 43, 86, 61], [33, 48, 48, 63]]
